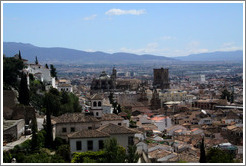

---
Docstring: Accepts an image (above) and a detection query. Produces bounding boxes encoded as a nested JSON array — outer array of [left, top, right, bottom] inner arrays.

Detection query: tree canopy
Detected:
[[3, 56, 24, 89]]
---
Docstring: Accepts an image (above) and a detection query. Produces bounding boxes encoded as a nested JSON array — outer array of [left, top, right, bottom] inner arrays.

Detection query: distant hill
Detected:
[[174, 50, 243, 62], [3, 42, 176, 64], [3, 42, 243, 64]]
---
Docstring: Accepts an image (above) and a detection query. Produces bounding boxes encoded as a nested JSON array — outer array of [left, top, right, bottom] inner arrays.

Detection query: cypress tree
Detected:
[[44, 93, 54, 148], [19, 50, 22, 60], [35, 56, 38, 65], [117, 104, 122, 114], [18, 73, 30, 105], [31, 117, 38, 151], [50, 64, 57, 79], [45, 64, 49, 69], [199, 137, 206, 163]]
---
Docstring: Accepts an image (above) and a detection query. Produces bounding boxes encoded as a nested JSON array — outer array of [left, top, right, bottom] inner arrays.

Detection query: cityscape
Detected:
[[2, 2, 244, 164]]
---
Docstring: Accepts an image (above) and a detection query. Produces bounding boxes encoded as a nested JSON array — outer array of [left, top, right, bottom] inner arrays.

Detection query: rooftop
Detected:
[[68, 129, 110, 139], [52, 113, 100, 124], [97, 123, 137, 135]]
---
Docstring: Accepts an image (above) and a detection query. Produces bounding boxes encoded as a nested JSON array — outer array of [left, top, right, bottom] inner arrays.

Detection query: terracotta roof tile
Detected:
[[68, 129, 110, 138], [53, 113, 99, 124], [98, 123, 137, 135]]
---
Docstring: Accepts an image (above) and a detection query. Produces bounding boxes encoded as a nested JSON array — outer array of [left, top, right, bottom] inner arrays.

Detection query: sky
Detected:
[[2, 2, 244, 57]]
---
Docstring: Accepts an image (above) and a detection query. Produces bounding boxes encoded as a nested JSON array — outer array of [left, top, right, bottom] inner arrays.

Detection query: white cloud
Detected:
[[161, 36, 176, 40], [83, 14, 97, 21], [217, 42, 242, 51], [105, 9, 146, 16]]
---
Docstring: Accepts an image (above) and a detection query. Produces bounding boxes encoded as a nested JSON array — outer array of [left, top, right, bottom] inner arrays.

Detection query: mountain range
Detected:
[[3, 42, 243, 64]]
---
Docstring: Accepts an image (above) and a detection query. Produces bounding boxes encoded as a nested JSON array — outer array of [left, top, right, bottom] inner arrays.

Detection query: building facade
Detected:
[[153, 68, 170, 89]]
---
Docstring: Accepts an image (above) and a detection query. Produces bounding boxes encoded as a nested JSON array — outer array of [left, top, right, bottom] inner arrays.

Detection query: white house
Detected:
[[68, 129, 110, 154], [151, 116, 172, 132], [57, 84, 73, 93], [52, 113, 101, 140], [166, 125, 188, 136], [68, 123, 139, 155], [26, 63, 55, 87]]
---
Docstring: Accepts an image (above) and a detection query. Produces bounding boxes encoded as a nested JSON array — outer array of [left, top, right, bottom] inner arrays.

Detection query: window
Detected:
[[71, 127, 75, 132], [93, 101, 97, 107], [99, 140, 104, 150], [76, 141, 82, 150], [118, 123, 121, 126], [128, 136, 134, 146], [87, 140, 93, 151], [88, 126, 92, 130], [62, 128, 67, 133], [98, 101, 102, 107], [96, 112, 99, 116]]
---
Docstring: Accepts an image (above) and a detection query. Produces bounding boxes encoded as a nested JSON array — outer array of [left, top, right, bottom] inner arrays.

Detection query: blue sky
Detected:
[[3, 2, 244, 57]]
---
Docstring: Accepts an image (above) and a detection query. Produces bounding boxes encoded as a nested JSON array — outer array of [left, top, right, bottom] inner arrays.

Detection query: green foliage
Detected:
[[43, 88, 81, 116], [31, 118, 38, 151], [129, 120, 137, 128], [43, 93, 54, 148], [126, 145, 139, 163], [103, 138, 126, 163], [53, 137, 67, 149], [221, 89, 232, 102], [3, 151, 12, 163], [18, 73, 30, 105], [199, 137, 206, 163], [50, 64, 57, 79], [71, 151, 105, 163], [56, 145, 70, 162], [35, 56, 38, 65], [206, 147, 234, 163], [3, 56, 24, 89], [178, 160, 188, 163]]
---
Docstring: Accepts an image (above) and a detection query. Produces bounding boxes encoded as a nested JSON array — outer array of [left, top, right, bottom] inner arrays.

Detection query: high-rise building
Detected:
[[153, 68, 170, 89]]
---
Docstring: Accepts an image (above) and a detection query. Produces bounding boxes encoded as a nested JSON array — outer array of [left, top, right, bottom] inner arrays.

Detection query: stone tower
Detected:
[[153, 68, 170, 89]]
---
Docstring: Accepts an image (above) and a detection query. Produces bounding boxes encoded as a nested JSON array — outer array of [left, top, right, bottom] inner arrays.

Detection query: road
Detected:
[[3, 117, 44, 151], [3, 135, 32, 151]]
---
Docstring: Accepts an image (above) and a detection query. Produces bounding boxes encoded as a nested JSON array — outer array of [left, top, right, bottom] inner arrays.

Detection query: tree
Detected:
[[126, 145, 139, 163], [19, 50, 22, 60], [3, 56, 24, 88], [31, 118, 38, 151], [45, 64, 49, 69], [44, 93, 54, 148], [117, 104, 122, 114], [56, 145, 71, 162], [50, 64, 57, 79], [35, 56, 38, 65], [221, 89, 231, 102], [206, 147, 234, 163], [18, 73, 30, 105], [199, 137, 206, 163], [113, 107, 118, 114], [103, 138, 126, 163]]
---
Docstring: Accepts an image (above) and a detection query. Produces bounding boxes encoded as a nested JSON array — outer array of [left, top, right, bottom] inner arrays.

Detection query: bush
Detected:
[[71, 151, 105, 163], [56, 145, 70, 162], [3, 151, 12, 163]]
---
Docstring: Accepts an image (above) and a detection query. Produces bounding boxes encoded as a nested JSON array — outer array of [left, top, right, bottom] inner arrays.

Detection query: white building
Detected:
[[68, 123, 138, 155], [57, 84, 73, 93], [151, 116, 172, 132]]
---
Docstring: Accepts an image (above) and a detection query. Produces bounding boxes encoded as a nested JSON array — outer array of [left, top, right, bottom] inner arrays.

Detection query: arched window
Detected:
[[98, 101, 102, 107], [93, 101, 97, 107]]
